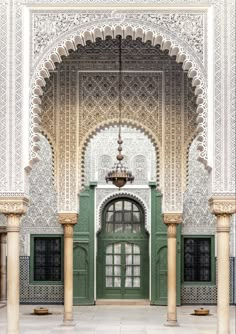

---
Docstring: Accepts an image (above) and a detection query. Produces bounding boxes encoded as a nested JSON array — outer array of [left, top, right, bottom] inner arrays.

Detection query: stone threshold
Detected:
[[96, 299, 150, 305]]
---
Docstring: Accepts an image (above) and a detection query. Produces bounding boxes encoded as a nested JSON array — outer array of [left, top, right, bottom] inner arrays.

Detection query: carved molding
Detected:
[[209, 196, 236, 216], [166, 223, 177, 238], [63, 223, 75, 238], [0, 197, 29, 215], [216, 214, 231, 233]]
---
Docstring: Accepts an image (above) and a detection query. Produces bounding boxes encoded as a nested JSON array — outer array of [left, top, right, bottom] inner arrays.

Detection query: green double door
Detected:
[[97, 198, 149, 299]]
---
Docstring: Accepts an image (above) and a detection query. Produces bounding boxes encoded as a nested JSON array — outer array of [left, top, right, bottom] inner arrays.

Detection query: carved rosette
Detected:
[[209, 196, 236, 233], [58, 212, 78, 238], [163, 213, 182, 238]]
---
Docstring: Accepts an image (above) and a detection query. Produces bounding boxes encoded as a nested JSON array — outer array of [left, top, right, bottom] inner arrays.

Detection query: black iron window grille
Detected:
[[34, 237, 62, 281], [184, 238, 211, 282]]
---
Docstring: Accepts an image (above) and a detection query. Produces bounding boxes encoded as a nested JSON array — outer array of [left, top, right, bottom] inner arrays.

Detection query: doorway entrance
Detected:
[[97, 198, 149, 299]]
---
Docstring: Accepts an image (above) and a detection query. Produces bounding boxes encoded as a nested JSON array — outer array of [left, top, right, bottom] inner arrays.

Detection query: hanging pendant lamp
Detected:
[[105, 36, 134, 188]]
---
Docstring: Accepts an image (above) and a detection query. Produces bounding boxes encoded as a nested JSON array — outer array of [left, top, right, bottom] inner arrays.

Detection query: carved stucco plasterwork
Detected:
[[0, 1, 235, 216], [20, 134, 62, 240], [29, 21, 208, 174], [182, 137, 216, 235], [32, 11, 206, 67], [0, 3, 7, 192], [84, 126, 156, 186], [212, 0, 235, 195], [40, 41, 196, 211]]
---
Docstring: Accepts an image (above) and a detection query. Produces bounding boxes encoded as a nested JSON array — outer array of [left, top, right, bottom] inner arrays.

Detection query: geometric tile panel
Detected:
[[20, 257, 63, 304], [181, 285, 217, 305]]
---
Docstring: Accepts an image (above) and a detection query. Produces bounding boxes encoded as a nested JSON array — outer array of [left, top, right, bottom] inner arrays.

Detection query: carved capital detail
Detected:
[[0, 197, 29, 215], [59, 212, 78, 238], [163, 213, 182, 238], [58, 212, 78, 225], [163, 213, 182, 225], [209, 196, 236, 216]]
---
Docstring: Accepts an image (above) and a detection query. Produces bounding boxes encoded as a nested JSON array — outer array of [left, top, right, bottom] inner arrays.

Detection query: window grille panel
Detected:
[[184, 238, 211, 282], [34, 237, 62, 281]]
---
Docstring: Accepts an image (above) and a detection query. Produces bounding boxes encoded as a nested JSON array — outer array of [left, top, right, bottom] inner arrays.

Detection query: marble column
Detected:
[[59, 213, 78, 325], [0, 232, 7, 302], [209, 197, 236, 334], [163, 213, 182, 326], [0, 197, 28, 334]]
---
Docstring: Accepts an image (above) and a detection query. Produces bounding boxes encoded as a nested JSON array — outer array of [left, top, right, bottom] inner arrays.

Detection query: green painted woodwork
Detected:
[[181, 235, 216, 285], [73, 183, 96, 305], [29, 234, 64, 285], [97, 198, 149, 299], [150, 183, 181, 305]]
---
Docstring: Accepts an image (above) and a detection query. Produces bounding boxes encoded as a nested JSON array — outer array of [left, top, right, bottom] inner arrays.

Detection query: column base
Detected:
[[61, 320, 76, 327], [164, 320, 179, 327]]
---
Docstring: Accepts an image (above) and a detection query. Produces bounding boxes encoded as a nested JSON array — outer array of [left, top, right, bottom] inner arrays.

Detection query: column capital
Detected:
[[58, 212, 78, 226], [209, 196, 236, 216], [163, 213, 182, 225], [0, 197, 29, 215]]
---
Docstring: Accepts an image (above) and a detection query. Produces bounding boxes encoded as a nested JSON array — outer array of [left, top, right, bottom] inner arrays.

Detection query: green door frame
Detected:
[[97, 197, 149, 299], [150, 182, 181, 305]]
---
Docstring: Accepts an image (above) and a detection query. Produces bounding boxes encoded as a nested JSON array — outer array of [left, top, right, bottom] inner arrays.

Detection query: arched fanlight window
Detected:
[[104, 199, 143, 233]]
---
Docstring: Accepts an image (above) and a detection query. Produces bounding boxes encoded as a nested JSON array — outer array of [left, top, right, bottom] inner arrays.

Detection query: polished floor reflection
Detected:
[[0, 303, 235, 334]]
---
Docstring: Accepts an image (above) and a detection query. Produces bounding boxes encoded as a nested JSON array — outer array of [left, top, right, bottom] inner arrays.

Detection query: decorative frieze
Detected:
[[32, 11, 206, 66]]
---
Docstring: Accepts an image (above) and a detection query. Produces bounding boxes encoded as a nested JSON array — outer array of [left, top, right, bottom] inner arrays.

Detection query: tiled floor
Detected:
[[0, 303, 235, 334]]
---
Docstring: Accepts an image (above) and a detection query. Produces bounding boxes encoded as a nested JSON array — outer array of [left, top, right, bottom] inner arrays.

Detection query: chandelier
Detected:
[[105, 36, 134, 188]]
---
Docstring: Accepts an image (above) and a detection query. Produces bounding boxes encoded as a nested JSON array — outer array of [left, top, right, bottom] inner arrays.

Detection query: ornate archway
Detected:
[[29, 22, 207, 172]]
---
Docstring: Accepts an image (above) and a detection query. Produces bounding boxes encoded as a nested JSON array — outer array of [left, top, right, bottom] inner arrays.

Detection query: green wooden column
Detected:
[[150, 183, 181, 305], [73, 182, 96, 305]]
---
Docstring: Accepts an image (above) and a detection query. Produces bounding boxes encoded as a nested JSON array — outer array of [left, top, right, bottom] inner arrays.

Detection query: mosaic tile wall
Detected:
[[181, 258, 235, 305], [20, 257, 63, 304]]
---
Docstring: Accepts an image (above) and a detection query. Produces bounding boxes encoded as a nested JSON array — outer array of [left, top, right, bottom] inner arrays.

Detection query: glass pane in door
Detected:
[[105, 243, 121, 288], [125, 243, 141, 288]]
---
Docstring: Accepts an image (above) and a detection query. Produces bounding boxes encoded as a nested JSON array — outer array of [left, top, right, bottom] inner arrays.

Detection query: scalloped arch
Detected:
[[96, 191, 149, 234], [78, 118, 160, 189], [29, 23, 208, 170]]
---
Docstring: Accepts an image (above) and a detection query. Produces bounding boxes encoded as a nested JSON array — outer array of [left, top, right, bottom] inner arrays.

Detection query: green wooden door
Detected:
[[97, 198, 149, 299]]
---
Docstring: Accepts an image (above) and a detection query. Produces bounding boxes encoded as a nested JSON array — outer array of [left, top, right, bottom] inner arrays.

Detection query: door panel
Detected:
[[97, 198, 149, 299]]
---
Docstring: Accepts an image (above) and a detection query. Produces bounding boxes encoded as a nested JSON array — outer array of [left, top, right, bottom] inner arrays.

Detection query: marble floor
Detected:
[[0, 303, 235, 334]]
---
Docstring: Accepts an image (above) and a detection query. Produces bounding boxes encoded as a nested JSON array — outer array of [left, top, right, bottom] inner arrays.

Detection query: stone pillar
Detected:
[[163, 213, 182, 326], [0, 232, 7, 302], [209, 197, 236, 334], [59, 213, 78, 325], [0, 197, 28, 334]]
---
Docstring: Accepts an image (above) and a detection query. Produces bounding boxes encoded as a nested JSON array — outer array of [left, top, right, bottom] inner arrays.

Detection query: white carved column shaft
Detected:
[[163, 213, 182, 327], [7, 214, 21, 334], [59, 213, 78, 325], [209, 197, 236, 334], [0, 197, 28, 334], [0, 232, 7, 302]]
